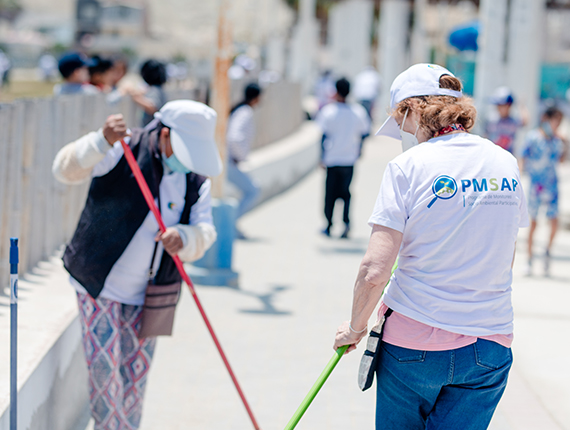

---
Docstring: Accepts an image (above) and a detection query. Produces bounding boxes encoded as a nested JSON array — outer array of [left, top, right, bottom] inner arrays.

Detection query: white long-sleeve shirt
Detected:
[[227, 104, 255, 162], [53, 130, 216, 305]]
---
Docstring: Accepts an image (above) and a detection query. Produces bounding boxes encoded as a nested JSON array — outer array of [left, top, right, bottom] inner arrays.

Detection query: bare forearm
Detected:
[[350, 258, 394, 331], [333, 224, 402, 352]]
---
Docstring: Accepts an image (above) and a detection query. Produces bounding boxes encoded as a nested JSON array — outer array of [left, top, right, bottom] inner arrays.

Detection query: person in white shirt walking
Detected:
[[227, 83, 262, 237], [317, 78, 370, 238]]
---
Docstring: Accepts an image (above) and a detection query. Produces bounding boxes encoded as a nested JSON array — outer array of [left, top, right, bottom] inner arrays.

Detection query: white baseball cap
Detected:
[[154, 100, 223, 177], [376, 64, 463, 139], [490, 86, 514, 105]]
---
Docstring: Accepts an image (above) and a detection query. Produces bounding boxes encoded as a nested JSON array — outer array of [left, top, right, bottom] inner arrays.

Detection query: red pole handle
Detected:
[[120, 139, 261, 430]]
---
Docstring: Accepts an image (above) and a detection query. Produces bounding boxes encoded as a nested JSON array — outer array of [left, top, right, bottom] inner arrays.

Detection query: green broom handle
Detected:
[[284, 259, 398, 430], [283, 345, 348, 430]]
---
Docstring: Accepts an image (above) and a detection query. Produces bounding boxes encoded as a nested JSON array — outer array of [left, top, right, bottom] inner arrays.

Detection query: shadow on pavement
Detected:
[[235, 236, 271, 244], [237, 284, 292, 316], [318, 246, 367, 255]]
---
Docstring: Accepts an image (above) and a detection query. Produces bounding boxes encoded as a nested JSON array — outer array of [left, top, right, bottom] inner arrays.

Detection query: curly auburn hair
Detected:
[[393, 75, 477, 137]]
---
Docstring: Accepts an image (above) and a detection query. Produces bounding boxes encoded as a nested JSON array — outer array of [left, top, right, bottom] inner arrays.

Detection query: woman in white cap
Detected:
[[334, 64, 528, 429], [53, 100, 222, 429]]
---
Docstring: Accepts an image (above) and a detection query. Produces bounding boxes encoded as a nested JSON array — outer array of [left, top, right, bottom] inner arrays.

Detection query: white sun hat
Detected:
[[376, 64, 463, 139], [154, 100, 223, 177]]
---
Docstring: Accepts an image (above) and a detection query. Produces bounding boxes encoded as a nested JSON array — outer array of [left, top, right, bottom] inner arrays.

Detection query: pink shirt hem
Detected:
[[378, 303, 513, 351]]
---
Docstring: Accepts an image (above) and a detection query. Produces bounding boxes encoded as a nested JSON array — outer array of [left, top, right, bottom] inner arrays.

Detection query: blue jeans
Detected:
[[376, 339, 512, 430], [227, 161, 260, 218]]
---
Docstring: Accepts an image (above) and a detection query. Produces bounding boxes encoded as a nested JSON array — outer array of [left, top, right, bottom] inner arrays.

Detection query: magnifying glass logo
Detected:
[[428, 175, 457, 208]]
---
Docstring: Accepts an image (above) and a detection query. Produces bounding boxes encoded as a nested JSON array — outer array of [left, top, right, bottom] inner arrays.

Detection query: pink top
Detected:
[[378, 302, 513, 351]]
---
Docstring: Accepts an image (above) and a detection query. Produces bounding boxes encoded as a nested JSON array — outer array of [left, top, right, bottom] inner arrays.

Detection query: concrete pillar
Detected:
[[265, 0, 286, 74], [328, 0, 374, 81], [506, 0, 546, 127], [300, 0, 316, 21], [266, 36, 286, 75], [377, 0, 410, 120], [473, 0, 508, 131], [288, 0, 319, 94], [411, 0, 429, 64]]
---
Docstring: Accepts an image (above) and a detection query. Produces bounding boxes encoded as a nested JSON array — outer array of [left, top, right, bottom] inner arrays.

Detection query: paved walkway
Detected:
[[88, 135, 569, 430]]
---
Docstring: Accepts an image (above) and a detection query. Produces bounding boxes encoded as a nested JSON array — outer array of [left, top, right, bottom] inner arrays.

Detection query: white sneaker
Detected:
[[523, 259, 532, 276]]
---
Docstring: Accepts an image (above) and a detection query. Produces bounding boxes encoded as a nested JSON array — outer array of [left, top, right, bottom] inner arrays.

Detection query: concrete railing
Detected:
[[0, 81, 302, 287]]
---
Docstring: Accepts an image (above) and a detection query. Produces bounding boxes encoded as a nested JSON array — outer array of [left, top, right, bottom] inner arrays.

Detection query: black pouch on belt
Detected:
[[358, 308, 393, 391]]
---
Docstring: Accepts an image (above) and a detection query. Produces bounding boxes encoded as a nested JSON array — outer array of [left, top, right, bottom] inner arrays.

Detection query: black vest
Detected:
[[63, 125, 206, 299]]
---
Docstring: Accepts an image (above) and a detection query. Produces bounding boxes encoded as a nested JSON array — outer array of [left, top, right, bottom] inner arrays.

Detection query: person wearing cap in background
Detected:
[[226, 82, 262, 238], [54, 52, 98, 96], [52, 100, 222, 429], [484, 86, 528, 154], [316, 77, 370, 239], [334, 64, 528, 429], [521, 105, 568, 276]]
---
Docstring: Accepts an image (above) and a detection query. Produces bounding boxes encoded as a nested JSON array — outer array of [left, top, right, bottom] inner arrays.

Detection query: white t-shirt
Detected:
[[317, 102, 370, 167], [227, 104, 255, 162], [71, 140, 213, 305], [369, 132, 529, 336], [353, 68, 381, 101]]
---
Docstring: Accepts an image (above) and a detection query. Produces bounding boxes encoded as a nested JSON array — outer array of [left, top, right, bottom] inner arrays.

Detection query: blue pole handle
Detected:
[[10, 238, 18, 304], [10, 237, 18, 430], [10, 238, 18, 274]]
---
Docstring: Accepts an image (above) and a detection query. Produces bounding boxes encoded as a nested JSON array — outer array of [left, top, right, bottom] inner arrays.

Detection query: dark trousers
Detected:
[[324, 166, 354, 227]]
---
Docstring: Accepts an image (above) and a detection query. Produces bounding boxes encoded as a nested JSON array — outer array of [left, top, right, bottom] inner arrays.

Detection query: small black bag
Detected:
[[137, 186, 181, 339], [358, 309, 393, 391]]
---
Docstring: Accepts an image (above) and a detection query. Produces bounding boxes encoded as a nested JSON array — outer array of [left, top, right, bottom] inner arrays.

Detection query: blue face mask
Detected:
[[162, 152, 191, 174]]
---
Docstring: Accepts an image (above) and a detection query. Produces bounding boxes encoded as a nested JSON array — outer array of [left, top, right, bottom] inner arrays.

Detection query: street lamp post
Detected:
[[189, 0, 239, 287], [211, 0, 232, 198]]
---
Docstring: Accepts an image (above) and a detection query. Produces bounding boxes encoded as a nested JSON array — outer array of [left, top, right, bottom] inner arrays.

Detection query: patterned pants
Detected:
[[77, 292, 156, 430]]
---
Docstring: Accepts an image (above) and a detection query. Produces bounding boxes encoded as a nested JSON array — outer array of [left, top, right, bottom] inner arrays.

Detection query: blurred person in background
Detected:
[[54, 52, 98, 96], [89, 55, 115, 92], [110, 55, 129, 90], [521, 105, 568, 276], [484, 87, 528, 155], [39, 53, 58, 81], [315, 70, 336, 111], [130, 59, 168, 127], [106, 56, 130, 105], [353, 66, 381, 119], [317, 77, 370, 239], [227, 83, 263, 238], [0, 49, 10, 87]]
